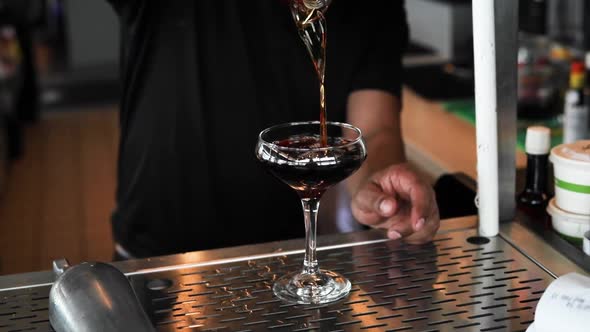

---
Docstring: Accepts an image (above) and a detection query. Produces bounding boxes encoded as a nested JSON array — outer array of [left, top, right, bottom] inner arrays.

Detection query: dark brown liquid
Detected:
[[292, 3, 328, 146], [517, 153, 550, 226], [262, 136, 364, 199]]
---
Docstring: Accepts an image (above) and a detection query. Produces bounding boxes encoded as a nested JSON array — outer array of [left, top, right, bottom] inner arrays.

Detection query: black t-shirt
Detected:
[[107, 0, 408, 257]]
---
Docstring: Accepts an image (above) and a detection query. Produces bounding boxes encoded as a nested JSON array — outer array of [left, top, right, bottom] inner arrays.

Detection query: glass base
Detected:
[[273, 269, 351, 304]]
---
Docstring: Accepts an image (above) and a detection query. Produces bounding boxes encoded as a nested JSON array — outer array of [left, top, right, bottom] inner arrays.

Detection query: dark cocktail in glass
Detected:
[[256, 121, 366, 304]]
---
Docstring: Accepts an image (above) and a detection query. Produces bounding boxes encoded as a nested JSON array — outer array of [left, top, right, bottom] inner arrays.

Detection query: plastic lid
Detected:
[[525, 126, 551, 155], [547, 198, 590, 223], [550, 140, 590, 165]]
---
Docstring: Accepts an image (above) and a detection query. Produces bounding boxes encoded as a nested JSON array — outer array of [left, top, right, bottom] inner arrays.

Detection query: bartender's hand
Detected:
[[351, 163, 440, 244]]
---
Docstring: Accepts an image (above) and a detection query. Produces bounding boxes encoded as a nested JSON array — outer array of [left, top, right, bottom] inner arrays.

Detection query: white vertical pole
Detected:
[[473, 0, 500, 237]]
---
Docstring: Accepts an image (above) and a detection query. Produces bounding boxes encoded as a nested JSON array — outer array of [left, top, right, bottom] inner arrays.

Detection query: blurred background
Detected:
[[0, 0, 120, 275], [0, 0, 588, 275]]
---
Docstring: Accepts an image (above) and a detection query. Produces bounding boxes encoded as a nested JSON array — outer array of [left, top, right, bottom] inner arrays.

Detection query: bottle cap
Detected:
[[571, 60, 585, 74], [551, 45, 570, 61], [525, 126, 551, 155]]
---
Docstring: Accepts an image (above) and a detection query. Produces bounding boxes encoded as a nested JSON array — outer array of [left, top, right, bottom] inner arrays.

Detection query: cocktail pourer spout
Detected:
[[302, 0, 331, 10]]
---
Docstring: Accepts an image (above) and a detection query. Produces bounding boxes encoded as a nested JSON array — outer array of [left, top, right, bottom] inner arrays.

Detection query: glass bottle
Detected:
[[563, 60, 588, 143], [518, 126, 551, 217]]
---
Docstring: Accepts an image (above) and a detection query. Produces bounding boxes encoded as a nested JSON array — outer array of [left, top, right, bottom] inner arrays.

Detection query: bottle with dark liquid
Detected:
[[518, 126, 551, 218]]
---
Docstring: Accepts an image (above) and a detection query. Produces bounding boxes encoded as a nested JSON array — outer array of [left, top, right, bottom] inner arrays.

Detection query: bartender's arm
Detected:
[[346, 90, 440, 244]]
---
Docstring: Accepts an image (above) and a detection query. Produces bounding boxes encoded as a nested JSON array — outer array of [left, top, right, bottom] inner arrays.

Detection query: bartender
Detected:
[[106, 0, 440, 259]]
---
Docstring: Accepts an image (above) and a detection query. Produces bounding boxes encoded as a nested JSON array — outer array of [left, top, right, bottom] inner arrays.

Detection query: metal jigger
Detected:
[[49, 259, 156, 332]]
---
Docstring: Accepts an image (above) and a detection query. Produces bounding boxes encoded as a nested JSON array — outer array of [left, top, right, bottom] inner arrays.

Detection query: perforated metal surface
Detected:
[[0, 229, 553, 331], [0, 286, 52, 331]]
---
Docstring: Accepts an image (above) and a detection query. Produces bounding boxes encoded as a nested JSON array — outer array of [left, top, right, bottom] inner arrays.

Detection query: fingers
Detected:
[[351, 163, 440, 244], [384, 211, 416, 240], [351, 181, 398, 226], [404, 210, 440, 244], [378, 164, 435, 231], [401, 184, 439, 244]]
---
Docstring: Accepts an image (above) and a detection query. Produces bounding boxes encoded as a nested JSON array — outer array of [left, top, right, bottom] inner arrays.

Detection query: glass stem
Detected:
[[301, 198, 320, 275]]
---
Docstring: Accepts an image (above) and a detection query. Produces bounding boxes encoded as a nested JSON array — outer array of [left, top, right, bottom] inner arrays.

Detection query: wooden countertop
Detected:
[[401, 88, 527, 182]]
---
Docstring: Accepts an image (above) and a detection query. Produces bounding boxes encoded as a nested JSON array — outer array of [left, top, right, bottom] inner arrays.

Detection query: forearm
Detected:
[[345, 89, 406, 195]]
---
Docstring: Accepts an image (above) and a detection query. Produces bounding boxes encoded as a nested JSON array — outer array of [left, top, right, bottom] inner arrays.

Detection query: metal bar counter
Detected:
[[0, 216, 586, 331]]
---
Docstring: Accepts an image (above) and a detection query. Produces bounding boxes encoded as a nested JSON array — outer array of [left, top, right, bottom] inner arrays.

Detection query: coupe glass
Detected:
[[255, 121, 367, 304]]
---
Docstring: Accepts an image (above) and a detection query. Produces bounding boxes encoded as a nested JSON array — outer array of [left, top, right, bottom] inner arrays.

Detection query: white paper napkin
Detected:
[[526, 322, 537, 332], [526, 273, 590, 332]]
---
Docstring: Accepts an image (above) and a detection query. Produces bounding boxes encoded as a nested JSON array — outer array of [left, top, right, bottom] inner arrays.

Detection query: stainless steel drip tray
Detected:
[[1, 218, 570, 332]]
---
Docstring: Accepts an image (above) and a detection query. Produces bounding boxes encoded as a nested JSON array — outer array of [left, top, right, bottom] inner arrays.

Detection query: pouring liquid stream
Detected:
[[292, 2, 328, 147]]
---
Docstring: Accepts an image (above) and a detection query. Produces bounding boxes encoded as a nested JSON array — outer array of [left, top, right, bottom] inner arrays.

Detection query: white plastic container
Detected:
[[549, 140, 590, 215], [547, 198, 590, 242]]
